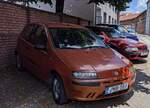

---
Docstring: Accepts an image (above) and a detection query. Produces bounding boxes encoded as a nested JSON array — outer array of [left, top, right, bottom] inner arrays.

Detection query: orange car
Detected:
[[15, 22, 136, 104]]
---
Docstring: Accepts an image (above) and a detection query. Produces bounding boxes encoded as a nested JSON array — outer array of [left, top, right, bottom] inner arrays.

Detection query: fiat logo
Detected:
[[113, 71, 119, 76]]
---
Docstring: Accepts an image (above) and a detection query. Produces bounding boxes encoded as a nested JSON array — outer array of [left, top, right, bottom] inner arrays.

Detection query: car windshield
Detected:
[[105, 28, 126, 38], [127, 28, 136, 33], [49, 28, 108, 49], [117, 26, 128, 33]]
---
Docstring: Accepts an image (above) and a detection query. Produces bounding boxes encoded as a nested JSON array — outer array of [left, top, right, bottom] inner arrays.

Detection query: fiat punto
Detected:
[[15, 22, 136, 104]]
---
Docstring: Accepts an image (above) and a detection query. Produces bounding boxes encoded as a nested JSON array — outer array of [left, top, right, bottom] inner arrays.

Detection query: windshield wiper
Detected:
[[61, 47, 81, 49], [120, 35, 126, 38], [82, 46, 106, 49]]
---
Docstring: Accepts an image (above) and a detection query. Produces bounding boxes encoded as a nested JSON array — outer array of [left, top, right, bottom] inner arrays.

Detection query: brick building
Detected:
[[120, 11, 146, 34]]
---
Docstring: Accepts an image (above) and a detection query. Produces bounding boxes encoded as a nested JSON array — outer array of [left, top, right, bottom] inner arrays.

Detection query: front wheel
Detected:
[[51, 74, 68, 105]]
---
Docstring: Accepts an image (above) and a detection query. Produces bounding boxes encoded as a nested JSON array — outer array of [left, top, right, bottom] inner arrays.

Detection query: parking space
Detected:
[[0, 35, 150, 108]]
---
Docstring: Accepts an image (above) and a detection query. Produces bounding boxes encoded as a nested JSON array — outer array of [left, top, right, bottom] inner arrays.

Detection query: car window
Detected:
[[22, 24, 38, 42], [103, 28, 125, 38], [31, 26, 47, 46], [49, 28, 108, 49]]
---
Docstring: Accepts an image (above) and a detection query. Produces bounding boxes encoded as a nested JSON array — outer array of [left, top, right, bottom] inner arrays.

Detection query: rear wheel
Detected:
[[16, 54, 23, 71], [51, 74, 68, 105]]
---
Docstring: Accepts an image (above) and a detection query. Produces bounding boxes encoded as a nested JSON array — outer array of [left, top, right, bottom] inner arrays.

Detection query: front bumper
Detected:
[[69, 74, 136, 101], [126, 49, 149, 60]]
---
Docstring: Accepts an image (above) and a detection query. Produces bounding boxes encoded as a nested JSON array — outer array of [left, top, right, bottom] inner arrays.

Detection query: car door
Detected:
[[20, 24, 38, 73], [30, 25, 50, 80]]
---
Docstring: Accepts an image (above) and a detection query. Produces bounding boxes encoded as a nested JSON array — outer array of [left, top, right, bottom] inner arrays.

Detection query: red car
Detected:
[[87, 26, 149, 60]]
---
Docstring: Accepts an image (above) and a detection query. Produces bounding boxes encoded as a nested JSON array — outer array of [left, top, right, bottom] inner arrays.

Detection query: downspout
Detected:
[[93, 3, 96, 26], [117, 10, 120, 24]]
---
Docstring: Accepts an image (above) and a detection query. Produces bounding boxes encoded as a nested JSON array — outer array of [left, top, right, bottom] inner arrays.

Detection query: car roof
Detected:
[[96, 24, 121, 29], [87, 26, 114, 31], [96, 24, 118, 26], [30, 22, 84, 29]]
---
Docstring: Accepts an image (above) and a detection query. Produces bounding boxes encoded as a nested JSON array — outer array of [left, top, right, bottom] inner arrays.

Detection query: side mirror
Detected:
[[100, 32, 110, 44], [34, 44, 47, 50], [99, 35, 105, 40], [104, 36, 110, 43]]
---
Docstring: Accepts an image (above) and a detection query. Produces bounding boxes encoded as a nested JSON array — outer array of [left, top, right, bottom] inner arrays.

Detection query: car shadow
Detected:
[[134, 69, 150, 94]]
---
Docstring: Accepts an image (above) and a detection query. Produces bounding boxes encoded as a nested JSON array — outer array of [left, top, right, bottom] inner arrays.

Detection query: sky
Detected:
[[126, 0, 148, 13]]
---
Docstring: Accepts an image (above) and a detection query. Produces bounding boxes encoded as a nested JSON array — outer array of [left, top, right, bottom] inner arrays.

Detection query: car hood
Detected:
[[122, 32, 139, 41], [111, 38, 143, 47], [123, 32, 136, 37], [55, 48, 128, 72]]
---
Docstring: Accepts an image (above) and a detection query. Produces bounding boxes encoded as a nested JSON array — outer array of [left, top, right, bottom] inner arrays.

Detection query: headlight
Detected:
[[129, 66, 136, 73], [72, 72, 97, 79], [125, 47, 138, 52]]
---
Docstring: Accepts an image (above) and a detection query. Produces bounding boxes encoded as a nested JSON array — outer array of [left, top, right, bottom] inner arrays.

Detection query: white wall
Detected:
[[145, 0, 150, 35], [63, 0, 95, 24]]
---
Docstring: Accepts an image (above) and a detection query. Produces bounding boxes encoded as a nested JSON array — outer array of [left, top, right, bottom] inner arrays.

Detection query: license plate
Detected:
[[105, 83, 128, 95], [141, 51, 148, 56]]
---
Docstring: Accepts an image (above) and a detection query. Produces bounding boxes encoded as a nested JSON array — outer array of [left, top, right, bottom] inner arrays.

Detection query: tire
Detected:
[[51, 74, 68, 105], [16, 54, 24, 71]]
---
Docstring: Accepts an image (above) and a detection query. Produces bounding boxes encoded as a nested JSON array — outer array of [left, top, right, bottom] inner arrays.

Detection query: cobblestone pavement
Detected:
[[0, 35, 150, 108]]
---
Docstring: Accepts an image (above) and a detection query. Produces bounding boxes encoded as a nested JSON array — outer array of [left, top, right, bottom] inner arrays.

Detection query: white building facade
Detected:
[[145, 0, 150, 35], [29, 0, 118, 25], [95, 3, 118, 25]]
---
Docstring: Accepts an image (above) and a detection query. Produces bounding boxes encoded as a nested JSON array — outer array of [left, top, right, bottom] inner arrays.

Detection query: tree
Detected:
[[6, 0, 64, 13], [5, 0, 132, 13], [5, 0, 52, 6]]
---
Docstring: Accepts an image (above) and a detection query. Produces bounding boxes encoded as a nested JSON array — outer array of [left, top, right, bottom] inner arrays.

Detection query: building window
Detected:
[[96, 8, 102, 24], [115, 8, 117, 13], [103, 12, 107, 24], [115, 19, 117, 24], [109, 16, 111, 24], [112, 18, 114, 24]]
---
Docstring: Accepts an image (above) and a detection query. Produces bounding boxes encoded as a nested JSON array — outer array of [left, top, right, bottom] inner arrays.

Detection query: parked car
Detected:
[[87, 26, 149, 61], [126, 28, 137, 35], [15, 22, 136, 105], [97, 24, 139, 41]]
